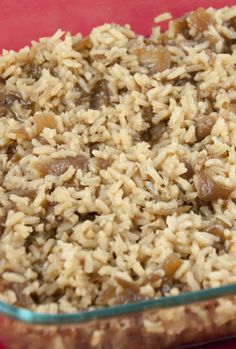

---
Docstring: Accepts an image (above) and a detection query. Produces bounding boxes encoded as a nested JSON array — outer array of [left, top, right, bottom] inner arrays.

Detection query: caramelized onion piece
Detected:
[[0, 281, 5, 292], [96, 158, 111, 170], [115, 277, 138, 291], [96, 286, 116, 305], [0, 106, 8, 117], [0, 77, 5, 86], [11, 128, 30, 141], [136, 46, 171, 74], [142, 273, 160, 287], [163, 253, 182, 278], [72, 37, 93, 52], [115, 277, 144, 304], [229, 102, 236, 113], [189, 8, 215, 32], [35, 155, 88, 177], [194, 171, 233, 202], [11, 153, 21, 163], [229, 17, 236, 30], [34, 113, 58, 135], [92, 54, 106, 61], [157, 205, 191, 216], [6, 141, 17, 160], [8, 189, 36, 200], [195, 115, 216, 141], [182, 160, 194, 179], [90, 79, 110, 110], [0, 220, 4, 237], [173, 16, 190, 38], [206, 224, 225, 239], [106, 57, 121, 67]]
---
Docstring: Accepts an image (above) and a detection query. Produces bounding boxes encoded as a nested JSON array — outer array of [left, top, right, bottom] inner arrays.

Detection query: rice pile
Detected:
[[1, 6, 236, 314]]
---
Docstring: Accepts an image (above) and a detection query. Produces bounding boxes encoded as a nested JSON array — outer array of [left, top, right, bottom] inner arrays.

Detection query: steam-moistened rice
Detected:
[[1, 6, 236, 314]]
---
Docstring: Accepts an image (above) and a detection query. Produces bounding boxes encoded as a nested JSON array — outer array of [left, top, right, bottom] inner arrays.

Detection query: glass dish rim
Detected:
[[1, 283, 236, 325]]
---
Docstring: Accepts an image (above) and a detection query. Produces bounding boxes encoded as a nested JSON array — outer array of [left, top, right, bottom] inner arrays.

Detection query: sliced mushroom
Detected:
[[0, 93, 30, 118], [22, 64, 42, 80], [141, 122, 166, 144], [0, 93, 22, 108], [142, 105, 154, 123], [173, 76, 195, 86], [90, 79, 110, 110], [75, 89, 90, 106]]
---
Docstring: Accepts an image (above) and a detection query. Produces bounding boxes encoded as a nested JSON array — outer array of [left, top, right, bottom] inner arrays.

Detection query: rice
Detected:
[[154, 12, 172, 24], [0, 6, 236, 316]]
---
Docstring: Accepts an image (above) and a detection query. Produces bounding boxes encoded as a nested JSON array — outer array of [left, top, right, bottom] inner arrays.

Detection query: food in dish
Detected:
[[0, 6, 236, 314]]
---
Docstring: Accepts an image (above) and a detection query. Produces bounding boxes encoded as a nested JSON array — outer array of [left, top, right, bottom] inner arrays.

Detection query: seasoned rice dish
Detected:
[[1, 6, 236, 314]]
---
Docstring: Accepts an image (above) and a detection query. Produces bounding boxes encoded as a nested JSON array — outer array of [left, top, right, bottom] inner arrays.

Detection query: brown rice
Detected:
[[0, 6, 236, 314]]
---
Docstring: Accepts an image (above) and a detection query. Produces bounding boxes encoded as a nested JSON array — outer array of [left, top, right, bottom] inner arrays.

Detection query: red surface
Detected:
[[0, 0, 236, 51], [1, 0, 236, 348]]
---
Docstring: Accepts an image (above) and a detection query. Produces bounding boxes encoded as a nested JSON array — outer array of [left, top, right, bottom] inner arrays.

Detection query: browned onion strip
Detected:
[[194, 171, 233, 202], [35, 155, 88, 177], [135, 46, 171, 74]]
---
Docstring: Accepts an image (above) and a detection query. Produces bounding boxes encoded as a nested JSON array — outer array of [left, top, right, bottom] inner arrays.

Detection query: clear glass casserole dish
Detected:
[[1, 0, 236, 348]]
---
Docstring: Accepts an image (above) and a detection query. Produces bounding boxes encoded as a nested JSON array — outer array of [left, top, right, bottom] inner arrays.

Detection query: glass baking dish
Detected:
[[1, 284, 236, 349], [1, 0, 236, 348]]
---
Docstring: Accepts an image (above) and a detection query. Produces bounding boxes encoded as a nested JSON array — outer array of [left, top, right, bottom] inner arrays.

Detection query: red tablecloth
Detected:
[[198, 339, 236, 349], [0, 338, 236, 349]]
